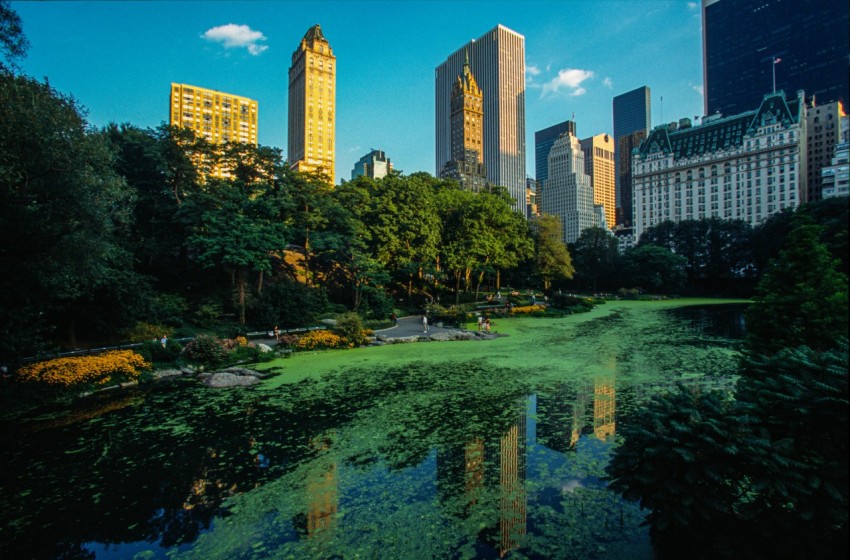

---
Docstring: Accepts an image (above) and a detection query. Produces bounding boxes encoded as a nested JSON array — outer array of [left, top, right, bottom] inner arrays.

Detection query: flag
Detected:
[[773, 57, 782, 64]]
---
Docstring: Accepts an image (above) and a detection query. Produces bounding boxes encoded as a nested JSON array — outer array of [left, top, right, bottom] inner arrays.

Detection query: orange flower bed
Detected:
[[295, 330, 349, 350], [510, 304, 548, 315], [17, 350, 151, 387]]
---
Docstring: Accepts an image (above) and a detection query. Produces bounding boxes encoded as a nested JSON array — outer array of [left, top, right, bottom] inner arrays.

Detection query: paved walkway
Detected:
[[373, 315, 464, 339]]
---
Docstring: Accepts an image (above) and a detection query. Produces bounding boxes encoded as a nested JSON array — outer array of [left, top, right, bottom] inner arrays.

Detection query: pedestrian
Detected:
[[485, 318, 491, 332], [390, 312, 398, 325], [422, 314, 429, 333], [161, 334, 168, 348], [477, 315, 483, 331], [274, 325, 280, 342]]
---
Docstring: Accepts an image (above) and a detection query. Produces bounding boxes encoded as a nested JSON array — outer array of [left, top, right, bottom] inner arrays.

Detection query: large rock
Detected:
[[256, 343, 273, 353], [223, 367, 268, 379], [152, 369, 185, 380], [429, 330, 476, 342], [203, 372, 261, 388]]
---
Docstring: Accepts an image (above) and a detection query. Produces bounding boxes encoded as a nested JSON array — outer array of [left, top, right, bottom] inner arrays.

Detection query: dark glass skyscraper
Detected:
[[613, 86, 651, 228], [702, 0, 849, 117]]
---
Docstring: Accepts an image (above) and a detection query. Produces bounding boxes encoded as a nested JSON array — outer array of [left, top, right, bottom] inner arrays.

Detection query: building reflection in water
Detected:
[[499, 407, 527, 557], [294, 433, 338, 543], [593, 376, 616, 441]]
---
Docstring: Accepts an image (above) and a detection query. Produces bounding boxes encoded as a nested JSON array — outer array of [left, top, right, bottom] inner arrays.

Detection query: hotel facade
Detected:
[[632, 90, 807, 240]]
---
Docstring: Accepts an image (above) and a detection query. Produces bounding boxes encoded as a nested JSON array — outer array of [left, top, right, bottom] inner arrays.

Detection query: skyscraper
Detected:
[[288, 24, 336, 184], [169, 83, 258, 178], [535, 120, 576, 185], [542, 131, 596, 244], [439, 53, 487, 192], [612, 86, 650, 228], [702, 0, 849, 118], [806, 101, 846, 200], [436, 25, 526, 212], [580, 134, 616, 228], [351, 149, 392, 180], [169, 83, 258, 146]]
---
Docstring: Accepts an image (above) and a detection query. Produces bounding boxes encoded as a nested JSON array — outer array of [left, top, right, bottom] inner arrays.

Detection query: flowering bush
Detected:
[[278, 334, 301, 347], [295, 330, 349, 350], [16, 350, 150, 387], [221, 336, 250, 350], [510, 304, 548, 315]]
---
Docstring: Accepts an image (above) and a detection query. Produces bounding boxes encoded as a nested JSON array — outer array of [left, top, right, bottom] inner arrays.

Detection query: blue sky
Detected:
[[13, 0, 705, 183]]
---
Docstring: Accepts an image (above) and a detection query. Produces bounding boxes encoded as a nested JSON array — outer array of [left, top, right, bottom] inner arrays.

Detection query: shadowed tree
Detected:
[[530, 213, 574, 291]]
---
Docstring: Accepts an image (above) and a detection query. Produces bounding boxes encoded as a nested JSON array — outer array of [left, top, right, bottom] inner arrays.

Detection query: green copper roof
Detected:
[[639, 91, 801, 159]]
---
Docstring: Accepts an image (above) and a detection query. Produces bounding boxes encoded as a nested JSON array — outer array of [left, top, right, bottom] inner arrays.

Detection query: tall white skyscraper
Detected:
[[542, 132, 596, 244], [436, 24, 526, 212]]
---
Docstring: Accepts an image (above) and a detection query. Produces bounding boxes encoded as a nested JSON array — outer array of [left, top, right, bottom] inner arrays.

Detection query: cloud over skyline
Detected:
[[542, 68, 595, 97], [201, 23, 268, 55]]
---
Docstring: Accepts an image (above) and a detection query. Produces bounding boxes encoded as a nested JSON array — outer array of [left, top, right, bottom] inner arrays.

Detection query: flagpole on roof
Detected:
[[772, 56, 782, 94]]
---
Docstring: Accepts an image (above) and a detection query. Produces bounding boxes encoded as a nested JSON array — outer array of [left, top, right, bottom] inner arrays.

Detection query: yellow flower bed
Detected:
[[510, 304, 548, 315], [295, 330, 349, 350], [17, 350, 151, 387]]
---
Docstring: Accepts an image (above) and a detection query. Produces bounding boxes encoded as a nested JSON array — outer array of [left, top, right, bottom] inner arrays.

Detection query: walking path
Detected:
[[372, 315, 463, 339]]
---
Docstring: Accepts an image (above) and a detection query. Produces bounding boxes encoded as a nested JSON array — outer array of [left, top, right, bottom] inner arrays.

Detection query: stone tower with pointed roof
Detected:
[[439, 52, 488, 192], [288, 24, 336, 184]]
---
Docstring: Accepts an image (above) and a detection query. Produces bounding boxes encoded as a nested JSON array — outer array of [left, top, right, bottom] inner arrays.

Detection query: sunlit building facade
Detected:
[[169, 83, 258, 147], [439, 54, 488, 192], [542, 132, 596, 244], [632, 90, 807, 240], [288, 24, 336, 184], [436, 25, 526, 212], [351, 149, 392, 180], [580, 134, 616, 228]]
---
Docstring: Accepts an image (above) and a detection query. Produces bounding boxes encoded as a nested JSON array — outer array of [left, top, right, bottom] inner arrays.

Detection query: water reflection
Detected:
[[0, 304, 746, 559]]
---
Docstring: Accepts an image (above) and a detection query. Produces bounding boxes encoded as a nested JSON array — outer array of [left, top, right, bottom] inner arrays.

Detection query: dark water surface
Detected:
[[0, 303, 746, 560]]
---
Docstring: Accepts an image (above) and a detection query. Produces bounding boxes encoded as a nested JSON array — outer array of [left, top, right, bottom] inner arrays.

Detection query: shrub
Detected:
[[16, 350, 150, 387], [137, 339, 184, 364], [182, 334, 229, 368], [124, 322, 173, 344], [295, 330, 348, 351], [334, 312, 369, 346], [278, 334, 300, 347]]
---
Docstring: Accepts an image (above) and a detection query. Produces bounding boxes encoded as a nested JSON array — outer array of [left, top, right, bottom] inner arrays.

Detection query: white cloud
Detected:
[[526, 65, 541, 76], [692, 84, 704, 96], [687, 2, 699, 9], [542, 68, 595, 97], [202, 24, 268, 55], [603, 77, 613, 89]]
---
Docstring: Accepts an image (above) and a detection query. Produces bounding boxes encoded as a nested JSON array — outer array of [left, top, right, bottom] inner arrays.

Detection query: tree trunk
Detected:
[[237, 269, 247, 325], [454, 272, 462, 305], [496, 270, 501, 290], [257, 269, 264, 295]]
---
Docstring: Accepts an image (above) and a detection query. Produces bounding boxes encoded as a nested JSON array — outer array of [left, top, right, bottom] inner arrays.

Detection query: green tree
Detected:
[[179, 145, 290, 325], [530, 213, 574, 291], [1, 73, 144, 357], [0, 0, 28, 72], [623, 244, 687, 294], [571, 226, 620, 292], [746, 224, 848, 354]]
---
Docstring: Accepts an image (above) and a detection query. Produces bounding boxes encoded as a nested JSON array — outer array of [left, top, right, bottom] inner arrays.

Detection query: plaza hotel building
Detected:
[[631, 90, 807, 240]]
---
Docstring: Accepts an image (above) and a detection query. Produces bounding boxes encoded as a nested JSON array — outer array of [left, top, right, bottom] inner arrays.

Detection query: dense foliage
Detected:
[[606, 216, 849, 559]]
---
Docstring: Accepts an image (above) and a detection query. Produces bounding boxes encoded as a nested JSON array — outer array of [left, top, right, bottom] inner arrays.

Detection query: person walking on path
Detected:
[[422, 314, 429, 333], [391, 312, 398, 326], [274, 325, 280, 342], [477, 315, 483, 331], [484, 318, 491, 333]]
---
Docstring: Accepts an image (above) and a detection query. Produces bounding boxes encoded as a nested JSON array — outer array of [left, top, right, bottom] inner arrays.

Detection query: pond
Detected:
[[0, 300, 747, 560]]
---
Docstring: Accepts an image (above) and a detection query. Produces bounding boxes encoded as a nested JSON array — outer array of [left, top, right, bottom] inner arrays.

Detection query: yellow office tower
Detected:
[[579, 133, 616, 228], [288, 24, 336, 184], [169, 83, 258, 146]]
